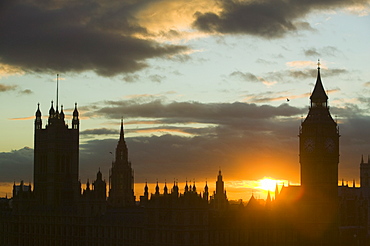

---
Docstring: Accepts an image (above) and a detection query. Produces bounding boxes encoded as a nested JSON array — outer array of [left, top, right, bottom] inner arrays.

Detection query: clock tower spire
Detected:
[[299, 61, 339, 245]]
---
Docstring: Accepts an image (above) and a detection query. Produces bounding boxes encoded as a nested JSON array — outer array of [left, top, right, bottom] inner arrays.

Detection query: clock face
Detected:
[[325, 138, 335, 153], [304, 138, 315, 152]]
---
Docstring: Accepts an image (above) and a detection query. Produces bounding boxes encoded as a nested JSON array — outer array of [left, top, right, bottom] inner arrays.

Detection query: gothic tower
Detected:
[[108, 120, 135, 207], [299, 63, 339, 244], [211, 170, 228, 210], [33, 101, 80, 207]]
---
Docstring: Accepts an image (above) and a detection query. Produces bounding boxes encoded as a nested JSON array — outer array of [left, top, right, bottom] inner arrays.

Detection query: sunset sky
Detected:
[[0, 0, 369, 200]]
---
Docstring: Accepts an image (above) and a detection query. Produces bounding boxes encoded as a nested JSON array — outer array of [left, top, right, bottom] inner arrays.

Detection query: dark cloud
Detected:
[[81, 128, 118, 136], [192, 0, 366, 38], [88, 99, 304, 124], [77, 99, 306, 182], [0, 147, 33, 183], [0, 0, 187, 77], [79, 107, 370, 183], [0, 84, 17, 92]]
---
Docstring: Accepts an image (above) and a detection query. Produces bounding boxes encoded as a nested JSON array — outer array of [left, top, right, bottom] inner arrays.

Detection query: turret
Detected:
[[144, 182, 149, 198], [72, 103, 79, 130], [172, 181, 179, 197], [60, 105, 65, 121], [155, 181, 160, 195], [48, 101, 55, 124], [93, 169, 107, 200], [185, 180, 189, 193], [203, 181, 209, 201], [164, 182, 168, 195], [35, 103, 42, 130]]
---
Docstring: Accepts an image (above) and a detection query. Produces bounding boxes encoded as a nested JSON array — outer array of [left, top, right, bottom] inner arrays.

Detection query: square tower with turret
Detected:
[[33, 102, 80, 207]]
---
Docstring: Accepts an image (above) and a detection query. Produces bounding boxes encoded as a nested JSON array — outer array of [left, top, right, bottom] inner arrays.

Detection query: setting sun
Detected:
[[257, 177, 278, 192]]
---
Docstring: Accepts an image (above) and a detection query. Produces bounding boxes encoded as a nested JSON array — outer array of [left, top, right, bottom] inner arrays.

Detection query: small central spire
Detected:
[[119, 118, 124, 142]]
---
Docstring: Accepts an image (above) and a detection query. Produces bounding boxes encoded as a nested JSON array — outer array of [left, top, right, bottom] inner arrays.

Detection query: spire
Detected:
[[164, 182, 168, 194], [73, 103, 79, 118], [266, 190, 271, 202], [49, 101, 55, 116], [96, 168, 102, 181], [86, 179, 90, 191], [155, 181, 160, 195], [60, 105, 65, 120], [361, 155, 364, 164], [119, 118, 125, 143], [35, 103, 41, 117], [35, 103, 42, 129], [144, 182, 148, 194], [172, 179, 179, 196], [72, 102, 79, 129], [185, 180, 189, 193], [310, 60, 328, 107], [203, 180, 209, 201]]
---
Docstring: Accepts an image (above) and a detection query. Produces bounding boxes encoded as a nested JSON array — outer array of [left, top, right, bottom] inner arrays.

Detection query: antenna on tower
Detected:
[[56, 74, 59, 111]]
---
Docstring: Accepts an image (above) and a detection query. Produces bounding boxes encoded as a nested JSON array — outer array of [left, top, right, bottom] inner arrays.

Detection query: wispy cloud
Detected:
[[230, 65, 347, 86], [19, 89, 33, 95], [286, 60, 319, 69], [0, 84, 18, 92], [303, 46, 340, 57], [9, 116, 34, 121]]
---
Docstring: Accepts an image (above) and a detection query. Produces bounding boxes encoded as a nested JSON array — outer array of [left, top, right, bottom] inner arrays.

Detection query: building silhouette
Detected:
[[34, 101, 80, 207], [298, 65, 340, 244], [1, 66, 370, 245], [108, 119, 135, 207]]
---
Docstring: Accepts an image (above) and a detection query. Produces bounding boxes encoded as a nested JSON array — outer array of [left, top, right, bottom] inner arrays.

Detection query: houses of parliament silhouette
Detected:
[[1, 66, 370, 245]]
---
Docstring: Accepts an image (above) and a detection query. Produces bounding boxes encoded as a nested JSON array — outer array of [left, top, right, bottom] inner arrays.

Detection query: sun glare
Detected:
[[257, 177, 277, 192]]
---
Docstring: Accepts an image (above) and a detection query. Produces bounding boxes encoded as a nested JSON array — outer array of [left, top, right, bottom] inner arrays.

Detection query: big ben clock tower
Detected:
[[299, 62, 339, 245]]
